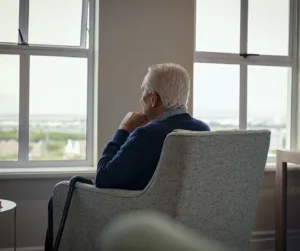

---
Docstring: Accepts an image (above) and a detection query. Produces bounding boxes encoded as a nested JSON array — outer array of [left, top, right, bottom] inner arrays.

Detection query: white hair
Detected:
[[141, 63, 190, 109]]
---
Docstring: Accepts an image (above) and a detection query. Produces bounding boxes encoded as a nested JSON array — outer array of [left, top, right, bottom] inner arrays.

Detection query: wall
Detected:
[[97, 0, 195, 154], [0, 0, 300, 250], [0, 178, 60, 249]]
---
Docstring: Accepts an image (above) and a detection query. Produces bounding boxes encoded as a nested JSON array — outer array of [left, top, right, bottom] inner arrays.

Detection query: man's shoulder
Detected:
[[134, 122, 164, 135], [126, 125, 166, 148], [131, 122, 169, 141], [188, 117, 211, 131], [138, 114, 210, 132]]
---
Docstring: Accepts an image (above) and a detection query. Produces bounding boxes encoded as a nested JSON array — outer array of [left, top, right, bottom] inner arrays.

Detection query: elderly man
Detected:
[[45, 63, 209, 250], [95, 63, 210, 189]]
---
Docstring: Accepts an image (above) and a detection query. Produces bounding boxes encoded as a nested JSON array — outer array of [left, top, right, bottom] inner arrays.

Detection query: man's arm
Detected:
[[95, 128, 154, 189], [98, 129, 131, 165]]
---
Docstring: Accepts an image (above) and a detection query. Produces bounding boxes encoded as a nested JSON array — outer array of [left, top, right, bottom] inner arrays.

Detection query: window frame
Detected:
[[0, 0, 96, 168], [194, 0, 299, 162]]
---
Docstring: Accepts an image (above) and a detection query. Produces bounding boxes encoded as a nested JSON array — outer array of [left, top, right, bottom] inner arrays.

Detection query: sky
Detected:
[[0, 0, 291, 123], [0, 0, 86, 117]]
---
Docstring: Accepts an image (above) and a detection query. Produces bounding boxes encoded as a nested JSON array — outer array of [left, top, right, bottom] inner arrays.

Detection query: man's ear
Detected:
[[151, 92, 159, 107]]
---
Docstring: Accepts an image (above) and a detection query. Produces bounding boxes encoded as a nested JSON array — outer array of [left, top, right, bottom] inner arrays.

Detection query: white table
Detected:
[[0, 199, 17, 251]]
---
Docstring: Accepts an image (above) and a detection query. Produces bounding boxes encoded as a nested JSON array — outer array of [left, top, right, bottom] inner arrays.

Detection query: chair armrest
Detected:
[[52, 181, 155, 251], [56, 180, 145, 197]]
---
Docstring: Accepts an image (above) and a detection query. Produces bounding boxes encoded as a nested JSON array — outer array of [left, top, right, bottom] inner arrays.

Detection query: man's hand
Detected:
[[119, 112, 148, 133]]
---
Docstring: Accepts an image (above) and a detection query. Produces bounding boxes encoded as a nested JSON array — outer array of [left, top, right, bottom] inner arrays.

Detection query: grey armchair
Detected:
[[53, 130, 270, 251]]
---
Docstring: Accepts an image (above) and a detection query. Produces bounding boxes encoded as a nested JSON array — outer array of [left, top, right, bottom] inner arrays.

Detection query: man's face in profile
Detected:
[[140, 72, 162, 121], [140, 85, 151, 116]]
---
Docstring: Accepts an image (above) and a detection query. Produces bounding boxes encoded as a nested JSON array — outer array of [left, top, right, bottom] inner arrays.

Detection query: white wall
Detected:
[[0, 178, 60, 249], [1, 0, 300, 250]]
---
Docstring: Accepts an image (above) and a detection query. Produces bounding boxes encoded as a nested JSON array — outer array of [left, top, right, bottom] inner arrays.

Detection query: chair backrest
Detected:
[[147, 130, 270, 251]]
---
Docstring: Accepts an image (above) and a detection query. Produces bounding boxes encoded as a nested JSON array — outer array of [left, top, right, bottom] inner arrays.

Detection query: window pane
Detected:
[[195, 0, 240, 53], [0, 0, 19, 43], [29, 56, 87, 160], [247, 66, 290, 156], [29, 0, 82, 46], [0, 55, 19, 161], [248, 0, 289, 55], [193, 63, 240, 130]]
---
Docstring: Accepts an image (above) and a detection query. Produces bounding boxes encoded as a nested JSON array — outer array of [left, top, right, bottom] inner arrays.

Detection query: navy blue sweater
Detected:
[[95, 113, 210, 190]]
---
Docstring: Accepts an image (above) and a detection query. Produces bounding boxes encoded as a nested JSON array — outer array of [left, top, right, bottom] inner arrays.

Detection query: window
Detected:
[[0, 0, 19, 43], [194, 63, 240, 130], [194, 0, 298, 158], [29, 0, 83, 46], [0, 0, 95, 167], [0, 55, 19, 161]]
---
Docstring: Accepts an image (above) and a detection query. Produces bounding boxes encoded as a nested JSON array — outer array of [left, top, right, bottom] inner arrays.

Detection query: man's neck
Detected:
[[150, 107, 188, 123], [148, 108, 165, 121]]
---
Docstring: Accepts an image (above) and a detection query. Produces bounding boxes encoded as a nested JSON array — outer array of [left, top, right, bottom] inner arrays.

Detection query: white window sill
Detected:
[[0, 166, 96, 180], [0, 163, 299, 180], [265, 163, 276, 171]]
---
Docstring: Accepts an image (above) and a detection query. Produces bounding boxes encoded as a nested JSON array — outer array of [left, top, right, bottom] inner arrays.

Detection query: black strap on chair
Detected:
[[53, 176, 93, 251]]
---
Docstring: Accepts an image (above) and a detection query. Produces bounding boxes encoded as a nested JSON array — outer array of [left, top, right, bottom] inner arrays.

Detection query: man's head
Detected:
[[140, 63, 190, 121]]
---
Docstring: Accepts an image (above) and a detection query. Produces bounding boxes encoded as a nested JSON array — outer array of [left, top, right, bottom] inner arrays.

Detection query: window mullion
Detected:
[[239, 65, 247, 130], [195, 52, 291, 67], [289, 0, 296, 59], [18, 54, 30, 163], [290, 0, 299, 150], [19, 0, 29, 43], [239, 0, 248, 130], [86, 0, 96, 165], [80, 0, 88, 48], [240, 0, 248, 55], [0, 44, 88, 57]]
